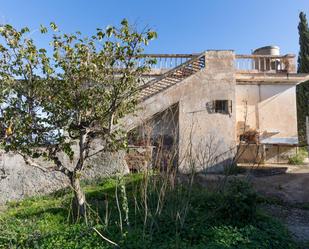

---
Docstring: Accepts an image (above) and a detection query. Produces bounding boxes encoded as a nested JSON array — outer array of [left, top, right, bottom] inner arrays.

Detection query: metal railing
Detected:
[[138, 53, 206, 100], [136, 54, 198, 69]]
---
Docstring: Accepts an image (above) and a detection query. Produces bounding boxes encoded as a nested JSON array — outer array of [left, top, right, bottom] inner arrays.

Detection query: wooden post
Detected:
[[306, 116, 309, 156]]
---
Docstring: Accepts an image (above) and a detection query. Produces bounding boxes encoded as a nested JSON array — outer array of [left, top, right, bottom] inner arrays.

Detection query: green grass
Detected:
[[0, 174, 300, 249]]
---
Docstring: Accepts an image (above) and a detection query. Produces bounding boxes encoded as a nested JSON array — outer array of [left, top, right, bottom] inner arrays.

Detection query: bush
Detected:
[[288, 154, 304, 165], [217, 179, 258, 225], [288, 147, 307, 165]]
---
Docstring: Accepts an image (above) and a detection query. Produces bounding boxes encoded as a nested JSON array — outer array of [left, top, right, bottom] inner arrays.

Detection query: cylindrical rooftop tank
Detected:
[[253, 45, 280, 56], [252, 45, 280, 71]]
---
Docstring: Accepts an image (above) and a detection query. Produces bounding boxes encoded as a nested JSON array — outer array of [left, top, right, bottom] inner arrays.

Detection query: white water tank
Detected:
[[253, 45, 280, 56]]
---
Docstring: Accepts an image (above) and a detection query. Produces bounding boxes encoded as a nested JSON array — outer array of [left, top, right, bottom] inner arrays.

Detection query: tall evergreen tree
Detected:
[[297, 12, 309, 144], [298, 12, 309, 73]]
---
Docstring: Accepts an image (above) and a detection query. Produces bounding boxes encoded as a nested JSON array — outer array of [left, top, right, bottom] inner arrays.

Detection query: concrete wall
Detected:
[[178, 51, 236, 172], [236, 84, 298, 139], [124, 51, 236, 172]]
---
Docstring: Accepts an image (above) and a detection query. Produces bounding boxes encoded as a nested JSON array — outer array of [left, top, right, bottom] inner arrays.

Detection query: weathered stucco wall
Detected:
[[236, 84, 298, 139], [178, 51, 236, 172], [123, 51, 236, 172]]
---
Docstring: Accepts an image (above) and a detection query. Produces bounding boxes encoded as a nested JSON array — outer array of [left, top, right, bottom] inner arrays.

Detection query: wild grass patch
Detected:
[[0, 174, 299, 249]]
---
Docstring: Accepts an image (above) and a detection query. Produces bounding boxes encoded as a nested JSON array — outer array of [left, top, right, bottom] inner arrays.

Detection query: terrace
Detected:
[[139, 52, 296, 73], [137, 52, 307, 92]]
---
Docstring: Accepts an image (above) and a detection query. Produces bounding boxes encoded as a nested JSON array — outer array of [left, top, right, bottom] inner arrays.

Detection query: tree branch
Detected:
[[47, 146, 73, 176], [18, 153, 50, 173]]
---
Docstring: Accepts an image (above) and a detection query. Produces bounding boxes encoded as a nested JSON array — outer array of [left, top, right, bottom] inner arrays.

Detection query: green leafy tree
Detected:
[[0, 20, 156, 221], [297, 12, 309, 144]]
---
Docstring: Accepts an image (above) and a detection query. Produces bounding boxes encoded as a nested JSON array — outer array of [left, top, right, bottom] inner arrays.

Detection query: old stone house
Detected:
[[124, 46, 309, 171], [1, 45, 309, 204]]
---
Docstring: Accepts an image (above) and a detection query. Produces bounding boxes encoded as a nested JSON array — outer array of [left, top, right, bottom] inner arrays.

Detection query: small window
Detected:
[[214, 100, 232, 114]]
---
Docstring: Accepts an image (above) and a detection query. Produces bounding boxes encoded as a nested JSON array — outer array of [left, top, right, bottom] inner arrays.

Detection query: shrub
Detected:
[[288, 147, 307, 165], [288, 154, 304, 164], [217, 179, 258, 225]]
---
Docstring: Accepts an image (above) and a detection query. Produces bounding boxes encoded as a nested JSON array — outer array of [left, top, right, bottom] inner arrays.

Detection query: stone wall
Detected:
[[0, 150, 129, 205]]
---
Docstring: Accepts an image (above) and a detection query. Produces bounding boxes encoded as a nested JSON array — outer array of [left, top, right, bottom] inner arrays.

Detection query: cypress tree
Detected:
[[298, 12, 309, 73], [297, 12, 309, 144]]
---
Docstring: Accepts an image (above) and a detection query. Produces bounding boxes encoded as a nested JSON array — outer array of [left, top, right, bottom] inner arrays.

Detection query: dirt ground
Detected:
[[196, 163, 309, 246], [249, 164, 309, 203], [249, 163, 309, 246], [232, 163, 309, 246], [262, 204, 309, 246]]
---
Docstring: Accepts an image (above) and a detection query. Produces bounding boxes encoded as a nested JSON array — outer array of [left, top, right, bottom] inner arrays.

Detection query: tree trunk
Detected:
[[70, 174, 87, 223]]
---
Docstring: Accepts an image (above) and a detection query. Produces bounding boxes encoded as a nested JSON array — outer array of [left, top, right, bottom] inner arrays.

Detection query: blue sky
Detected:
[[0, 0, 308, 55]]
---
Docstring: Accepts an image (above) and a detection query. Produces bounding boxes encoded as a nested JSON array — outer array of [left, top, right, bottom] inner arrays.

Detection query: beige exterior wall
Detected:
[[178, 51, 236, 172], [236, 84, 298, 139], [123, 51, 236, 172]]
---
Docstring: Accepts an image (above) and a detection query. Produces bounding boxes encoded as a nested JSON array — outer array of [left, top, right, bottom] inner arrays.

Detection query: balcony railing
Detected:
[[136, 54, 198, 69], [116, 53, 297, 73], [235, 54, 296, 73], [138, 53, 206, 100]]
